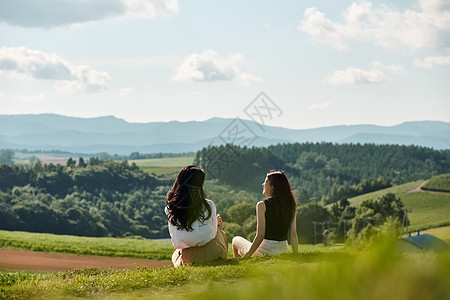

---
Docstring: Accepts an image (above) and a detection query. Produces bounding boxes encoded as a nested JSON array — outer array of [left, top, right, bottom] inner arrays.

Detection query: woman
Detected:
[[232, 170, 298, 257], [165, 165, 228, 267]]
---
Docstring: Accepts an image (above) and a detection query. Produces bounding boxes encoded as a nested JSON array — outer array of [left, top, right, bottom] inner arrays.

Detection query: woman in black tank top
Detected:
[[232, 171, 298, 258]]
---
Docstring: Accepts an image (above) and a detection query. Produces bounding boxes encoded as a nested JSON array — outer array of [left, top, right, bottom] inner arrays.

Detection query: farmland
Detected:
[[129, 156, 194, 179]]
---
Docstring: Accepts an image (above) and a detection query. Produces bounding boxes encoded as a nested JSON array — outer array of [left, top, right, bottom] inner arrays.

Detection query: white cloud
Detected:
[[308, 102, 332, 110], [0, 46, 110, 94], [299, 0, 450, 51], [413, 56, 450, 68], [370, 61, 403, 74], [120, 88, 135, 96], [171, 50, 261, 85], [123, 0, 178, 18], [323, 61, 402, 86], [15, 93, 45, 103], [0, 0, 179, 28]]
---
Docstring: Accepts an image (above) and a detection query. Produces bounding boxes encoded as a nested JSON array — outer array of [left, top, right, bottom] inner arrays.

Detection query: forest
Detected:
[[0, 142, 449, 241]]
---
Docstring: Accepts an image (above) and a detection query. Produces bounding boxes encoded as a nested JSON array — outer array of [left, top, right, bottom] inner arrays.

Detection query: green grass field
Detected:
[[347, 180, 450, 232], [422, 173, 450, 192], [129, 157, 194, 167], [1, 242, 449, 300], [139, 166, 182, 180], [348, 180, 424, 207], [419, 226, 450, 243], [0, 230, 174, 260], [130, 157, 194, 180], [402, 192, 450, 231]]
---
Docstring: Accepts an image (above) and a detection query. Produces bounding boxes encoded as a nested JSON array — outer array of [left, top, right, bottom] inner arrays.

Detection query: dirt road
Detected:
[[0, 248, 172, 272]]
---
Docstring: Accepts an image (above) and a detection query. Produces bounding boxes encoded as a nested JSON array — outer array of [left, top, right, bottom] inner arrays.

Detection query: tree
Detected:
[[294, 187, 311, 205], [66, 158, 76, 168], [78, 157, 86, 167], [295, 151, 327, 170], [226, 203, 255, 225], [296, 203, 332, 244], [0, 149, 14, 165], [29, 155, 40, 166], [347, 193, 407, 241]]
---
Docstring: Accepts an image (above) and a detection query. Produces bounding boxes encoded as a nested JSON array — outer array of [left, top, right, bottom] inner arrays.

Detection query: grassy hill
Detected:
[[347, 180, 423, 207], [348, 179, 450, 231], [401, 192, 450, 230], [422, 173, 450, 192], [129, 157, 194, 167], [130, 156, 193, 180]]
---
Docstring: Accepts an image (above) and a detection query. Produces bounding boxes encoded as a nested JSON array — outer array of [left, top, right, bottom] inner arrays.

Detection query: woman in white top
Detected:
[[165, 165, 228, 267]]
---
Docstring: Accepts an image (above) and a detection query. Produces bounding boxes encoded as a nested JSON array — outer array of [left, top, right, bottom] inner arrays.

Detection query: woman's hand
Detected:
[[217, 214, 223, 228]]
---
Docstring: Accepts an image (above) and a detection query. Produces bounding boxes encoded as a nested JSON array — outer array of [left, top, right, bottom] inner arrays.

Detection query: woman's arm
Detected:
[[289, 213, 298, 254], [244, 201, 266, 258]]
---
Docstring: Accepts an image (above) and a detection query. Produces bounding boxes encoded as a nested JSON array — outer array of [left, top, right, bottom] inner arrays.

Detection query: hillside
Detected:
[[348, 179, 450, 231], [1, 114, 449, 154]]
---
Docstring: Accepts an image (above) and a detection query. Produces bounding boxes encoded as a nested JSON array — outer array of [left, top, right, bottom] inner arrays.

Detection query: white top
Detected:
[[165, 199, 218, 249]]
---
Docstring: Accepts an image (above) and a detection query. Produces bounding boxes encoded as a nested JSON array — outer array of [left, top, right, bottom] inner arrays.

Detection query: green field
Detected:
[[348, 180, 424, 207], [129, 157, 194, 180], [129, 157, 194, 167], [401, 192, 450, 231], [0, 230, 174, 260], [422, 173, 450, 192], [139, 166, 182, 180], [419, 226, 450, 243], [347, 180, 450, 232], [1, 242, 449, 300]]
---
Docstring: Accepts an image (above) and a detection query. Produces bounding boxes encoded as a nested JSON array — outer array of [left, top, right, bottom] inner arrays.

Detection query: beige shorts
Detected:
[[172, 229, 228, 267], [233, 236, 288, 257]]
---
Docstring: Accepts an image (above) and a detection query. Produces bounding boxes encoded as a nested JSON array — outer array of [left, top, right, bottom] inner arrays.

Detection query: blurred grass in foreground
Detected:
[[1, 238, 449, 300]]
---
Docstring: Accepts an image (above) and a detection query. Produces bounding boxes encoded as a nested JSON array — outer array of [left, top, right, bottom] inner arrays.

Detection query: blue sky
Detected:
[[0, 0, 449, 129]]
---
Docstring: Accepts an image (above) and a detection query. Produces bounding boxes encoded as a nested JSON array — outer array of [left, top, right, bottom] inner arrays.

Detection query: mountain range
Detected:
[[0, 114, 449, 154]]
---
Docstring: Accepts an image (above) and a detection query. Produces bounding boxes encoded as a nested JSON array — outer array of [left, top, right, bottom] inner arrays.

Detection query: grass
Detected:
[[139, 166, 182, 180], [401, 192, 450, 231], [129, 157, 194, 180], [0, 230, 174, 260], [419, 226, 450, 243], [129, 157, 194, 167], [348, 180, 424, 207], [1, 242, 449, 300], [422, 173, 450, 192], [347, 179, 450, 232], [0, 229, 331, 262]]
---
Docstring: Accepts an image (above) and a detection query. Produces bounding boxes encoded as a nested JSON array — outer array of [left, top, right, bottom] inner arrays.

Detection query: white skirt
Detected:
[[233, 237, 289, 257]]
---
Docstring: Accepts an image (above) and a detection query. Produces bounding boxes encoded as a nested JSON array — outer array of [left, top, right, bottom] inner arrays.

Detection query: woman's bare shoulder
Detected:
[[256, 201, 266, 210]]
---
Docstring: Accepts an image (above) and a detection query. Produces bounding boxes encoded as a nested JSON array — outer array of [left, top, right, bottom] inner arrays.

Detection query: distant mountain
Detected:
[[0, 114, 449, 154]]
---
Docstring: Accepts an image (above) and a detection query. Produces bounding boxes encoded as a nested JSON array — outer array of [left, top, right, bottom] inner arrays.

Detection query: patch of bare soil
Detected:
[[0, 248, 172, 272]]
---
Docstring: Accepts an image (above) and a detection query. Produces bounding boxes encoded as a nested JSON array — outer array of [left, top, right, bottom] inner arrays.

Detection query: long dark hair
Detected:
[[267, 170, 297, 224], [165, 165, 212, 231]]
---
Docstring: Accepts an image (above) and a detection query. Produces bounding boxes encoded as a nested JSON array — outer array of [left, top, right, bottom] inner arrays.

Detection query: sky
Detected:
[[0, 0, 449, 130]]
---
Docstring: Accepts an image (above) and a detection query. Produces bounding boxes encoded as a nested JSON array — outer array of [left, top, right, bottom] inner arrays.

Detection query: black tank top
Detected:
[[264, 197, 289, 241]]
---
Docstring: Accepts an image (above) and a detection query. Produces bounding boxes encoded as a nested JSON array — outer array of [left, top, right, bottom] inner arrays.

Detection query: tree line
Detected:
[[195, 142, 450, 204], [0, 142, 448, 241], [0, 159, 170, 238]]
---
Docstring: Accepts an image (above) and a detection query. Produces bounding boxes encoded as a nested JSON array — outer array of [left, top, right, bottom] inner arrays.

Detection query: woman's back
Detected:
[[166, 199, 217, 249], [264, 197, 290, 241]]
